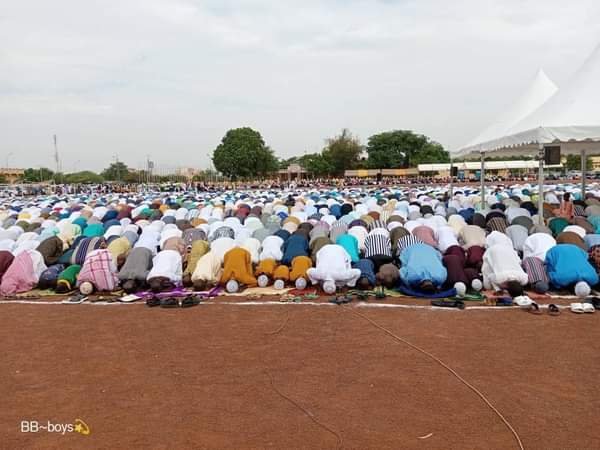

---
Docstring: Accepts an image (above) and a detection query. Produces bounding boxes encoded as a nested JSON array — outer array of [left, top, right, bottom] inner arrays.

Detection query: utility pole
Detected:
[[53, 135, 60, 184]]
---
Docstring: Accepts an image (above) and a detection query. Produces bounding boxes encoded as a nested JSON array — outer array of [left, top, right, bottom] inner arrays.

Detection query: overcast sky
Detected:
[[2, 0, 600, 172]]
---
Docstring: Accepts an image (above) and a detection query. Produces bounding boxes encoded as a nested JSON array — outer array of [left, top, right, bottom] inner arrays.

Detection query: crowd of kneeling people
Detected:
[[1, 187, 600, 307]]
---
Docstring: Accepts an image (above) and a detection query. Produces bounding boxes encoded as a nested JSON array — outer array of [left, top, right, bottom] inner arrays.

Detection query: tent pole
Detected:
[[449, 159, 454, 199], [480, 152, 485, 209], [581, 149, 587, 199], [538, 143, 545, 225]]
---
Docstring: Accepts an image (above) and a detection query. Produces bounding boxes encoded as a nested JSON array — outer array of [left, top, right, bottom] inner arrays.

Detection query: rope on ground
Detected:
[[265, 309, 291, 336], [265, 369, 343, 450], [345, 306, 524, 450]]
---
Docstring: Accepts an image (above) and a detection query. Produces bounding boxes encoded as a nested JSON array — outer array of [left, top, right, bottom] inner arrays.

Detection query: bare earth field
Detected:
[[1, 299, 599, 449]]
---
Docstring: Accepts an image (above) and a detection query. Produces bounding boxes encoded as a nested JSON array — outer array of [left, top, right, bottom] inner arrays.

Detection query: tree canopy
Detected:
[[21, 167, 54, 182], [101, 161, 130, 181], [64, 171, 104, 184], [322, 129, 362, 176], [366, 130, 449, 169], [212, 127, 278, 179], [565, 154, 593, 171]]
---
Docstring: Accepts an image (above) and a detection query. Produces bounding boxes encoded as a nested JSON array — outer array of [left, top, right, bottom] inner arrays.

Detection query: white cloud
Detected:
[[1, 0, 600, 170]]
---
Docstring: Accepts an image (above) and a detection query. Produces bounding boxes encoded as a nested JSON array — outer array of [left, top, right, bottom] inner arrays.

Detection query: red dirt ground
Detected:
[[1, 301, 599, 450]]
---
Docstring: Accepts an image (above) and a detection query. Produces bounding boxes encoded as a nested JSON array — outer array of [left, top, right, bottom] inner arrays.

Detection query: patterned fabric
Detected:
[[589, 245, 600, 272], [574, 204, 586, 217], [364, 233, 392, 258], [522, 257, 549, 285], [210, 226, 235, 242], [77, 249, 118, 291], [486, 216, 508, 234], [71, 237, 105, 265], [395, 235, 424, 257]]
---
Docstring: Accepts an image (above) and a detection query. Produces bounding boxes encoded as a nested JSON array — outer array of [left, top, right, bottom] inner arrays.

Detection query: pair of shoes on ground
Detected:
[[570, 302, 596, 314], [61, 293, 88, 304], [527, 302, 560, 316], [329, 295, 353, 305], [146, 296, 201, 308], [431, 299, 465, 309]]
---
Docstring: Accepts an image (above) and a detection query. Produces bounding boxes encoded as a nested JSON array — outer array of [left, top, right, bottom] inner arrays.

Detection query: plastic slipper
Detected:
[[528, 302, 542, 315], [495, 297, 513, 307], [582, 303, 596, 314], [146, 296, 160, 307], [120, 294, 141, 303], [181, 296, 201, 308], [548, 304, 560, 316], [570, 303, 585, 314], [160, 298, 179, 308], [62, 293, 88, 305], [431, 299, 465, 310], [514, 295, 533, 307], [329, 296, 346, 305]]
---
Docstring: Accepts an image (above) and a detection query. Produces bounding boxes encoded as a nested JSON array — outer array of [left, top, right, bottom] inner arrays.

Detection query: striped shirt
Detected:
[[396, 235, 424, 257], [364, 233, 392, 258], [521, 257, 549, 285], [486, 217, 508, 234]]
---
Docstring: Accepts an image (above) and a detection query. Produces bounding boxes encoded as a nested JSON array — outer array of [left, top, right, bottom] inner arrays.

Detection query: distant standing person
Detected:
[[557, 192, 574, 220]]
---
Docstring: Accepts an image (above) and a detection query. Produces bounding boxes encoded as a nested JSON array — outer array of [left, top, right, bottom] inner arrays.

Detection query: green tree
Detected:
[[101, 161, 130, 181], [565, 154, 593, 171], [21, 167, 54, 182], [366, 130, 449, 168], [299, 153, 334, 177], [0, 174, 7, 184], [212, 127, 278, 179], [322, 129, 362, 176], [64, 171, 104, 184]]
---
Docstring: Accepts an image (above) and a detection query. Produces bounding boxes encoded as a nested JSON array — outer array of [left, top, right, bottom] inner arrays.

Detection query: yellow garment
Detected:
[[191, 251, 222, 284], [255, 259, 277, 277], [220, 248, 257, 286], [290, 256, 312, 281], [273, 265, 290, 282], [107, 237, 131, 264], [184, 241, 210, 276]]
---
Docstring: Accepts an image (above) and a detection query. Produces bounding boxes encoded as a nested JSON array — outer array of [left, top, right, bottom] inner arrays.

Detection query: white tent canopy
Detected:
[[457, 69, 558, 156], [454, 44, 600, 157]]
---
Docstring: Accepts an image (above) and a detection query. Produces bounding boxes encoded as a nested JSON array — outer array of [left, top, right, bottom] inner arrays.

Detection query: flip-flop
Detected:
[[548, 304, 561, 316], [146, 296, 160, 307], [62, 294, 88, 304], [582, 303, 596, 314], [181, 296, 201, 308], [431, 299, 465, 310], [528, 302, 542, 315], [160, 298, 180, 308], [570, 303, 585, 314]]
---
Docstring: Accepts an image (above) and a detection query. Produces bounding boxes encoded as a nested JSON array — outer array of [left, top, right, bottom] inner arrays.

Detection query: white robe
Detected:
[[306, 244, 361, 287], [482, 245, 528, 291], [147, 250, 182, 282]]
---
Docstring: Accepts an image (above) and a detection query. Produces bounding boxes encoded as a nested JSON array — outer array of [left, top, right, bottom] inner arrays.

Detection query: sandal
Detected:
[[528, 302, 542, 315], [548, 304, 560, 316], [431, 299, 465, 310], [160, 298, 180, 308], [146, 296, 160, 307], [181, 296, 201, 308]]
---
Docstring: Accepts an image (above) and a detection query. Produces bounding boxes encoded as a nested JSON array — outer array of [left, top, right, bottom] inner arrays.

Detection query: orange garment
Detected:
[[220, 248, 257, 286], [273, 265, 290, 282], [255, 259, 277, 278], [290, 256, 312, 281]]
